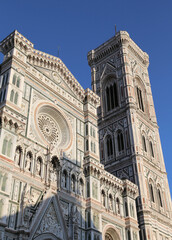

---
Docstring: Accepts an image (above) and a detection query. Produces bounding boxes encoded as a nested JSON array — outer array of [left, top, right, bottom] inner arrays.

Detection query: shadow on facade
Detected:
[[0, 156, 106, 240]]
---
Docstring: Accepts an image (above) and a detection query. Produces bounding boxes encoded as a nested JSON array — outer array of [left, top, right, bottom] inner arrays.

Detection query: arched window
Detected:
[[142, 135, 147, 152], [106, 81, 118, 112], [0, 92, 2, 102], [106, 87, 110, 111], [12, 74, 17, 85], [7, 139, 12, 157], [101, 190, 106, 207], [157, 189, 163, 207], [127, 230, 131, 240], [71, 174, 76, 192], [10, 90, 14, 102], [149, 141, 154, 157], [114, 82, 118, 107], [85, 124, 88, 135], [5, 73, 9, 85], [2, 138, 8, 155], [117, 131, 124, 152], [14, 92, 18, 104], [149, 183, 154, 202], [137, 87, 144, 112], [1, 174, 7, 192], [16, 77, 20, 88], [86, 139, 89, 151], [91, 141, 93, 152], [2, 75, 5, 86], [2, 88, 6, 101], [125, 201, 128, 217], [0, 199, 4, 218], [107, 135, 113, 157]]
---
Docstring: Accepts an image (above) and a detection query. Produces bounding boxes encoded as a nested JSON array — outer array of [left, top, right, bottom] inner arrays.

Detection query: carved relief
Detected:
[[35, 202, 62, 238]]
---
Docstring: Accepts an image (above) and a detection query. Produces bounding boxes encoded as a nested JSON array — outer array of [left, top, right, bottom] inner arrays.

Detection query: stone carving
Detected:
[[20, 185, 41, 228], [38, 114, 59, 145], [71, 204, 79, 240], [25, 154, 32, 171], [60, 200, 69, 232], [35, 203, 62, 238]]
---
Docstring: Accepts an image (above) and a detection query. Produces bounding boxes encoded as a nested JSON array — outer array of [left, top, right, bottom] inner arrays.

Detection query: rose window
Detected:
[[35, 104, 71, 149], [37, 114, 59, 144]]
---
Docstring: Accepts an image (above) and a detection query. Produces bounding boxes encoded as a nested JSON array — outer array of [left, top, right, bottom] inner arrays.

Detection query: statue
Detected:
[[36, 159, 41, 176]]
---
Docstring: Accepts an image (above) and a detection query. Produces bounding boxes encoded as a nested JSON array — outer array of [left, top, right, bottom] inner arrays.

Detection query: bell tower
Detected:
[[88, 31, 172, 239]]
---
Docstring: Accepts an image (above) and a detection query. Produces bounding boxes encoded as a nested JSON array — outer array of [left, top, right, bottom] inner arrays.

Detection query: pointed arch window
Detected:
[[12, 74, 17, 85], [117, 131, 124, 152], [2, 88, 6, 102], [107, 135, 113, 157], [10, 90, 14, 102], [142, 135, 147, 152], [106, 81, 118, 112], [86, 139, 89, 151], [1, 174, 7, 192], [149, 183, 155, 202], [2, 138, 8, 155], [157, 189, 163, 207], [7, 139, 12, 157], [2, 75, 5, 86], [71, 174, 76, 192], [137, 87, 144, 112], [125, 201, 128, 217], [14, 92, 18, 104], [149, 141, 154, 157], [16, 77, 20, 88]]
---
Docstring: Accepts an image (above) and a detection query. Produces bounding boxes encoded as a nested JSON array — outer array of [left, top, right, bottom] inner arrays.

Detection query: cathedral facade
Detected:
[[0, 30, 171, 240]]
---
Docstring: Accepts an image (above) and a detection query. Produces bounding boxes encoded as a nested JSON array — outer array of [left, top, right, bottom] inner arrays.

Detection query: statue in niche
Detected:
[[25, 153, 32, 171], [15, 147, 22, 166], [79, 179, 84, 196], [36, 158, 42, 176], [109, 197, 113, 210]]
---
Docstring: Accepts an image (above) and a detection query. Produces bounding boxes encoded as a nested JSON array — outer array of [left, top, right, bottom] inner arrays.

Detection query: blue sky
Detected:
[[1, 0, 172, 193]]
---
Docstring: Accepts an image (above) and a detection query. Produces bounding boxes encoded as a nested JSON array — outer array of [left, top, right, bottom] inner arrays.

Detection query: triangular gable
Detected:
[[30, 195, 68, 240], [35, 66, 76, 97], [100, 62, 117, 80]]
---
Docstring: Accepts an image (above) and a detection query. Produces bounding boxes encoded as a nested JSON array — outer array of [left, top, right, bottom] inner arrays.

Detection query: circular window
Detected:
[[35, 104, 71, 149]]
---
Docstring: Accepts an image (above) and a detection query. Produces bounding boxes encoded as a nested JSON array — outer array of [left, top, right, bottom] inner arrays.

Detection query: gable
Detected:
[[30, 196, 68, 240], [35, 66, 76, 97]]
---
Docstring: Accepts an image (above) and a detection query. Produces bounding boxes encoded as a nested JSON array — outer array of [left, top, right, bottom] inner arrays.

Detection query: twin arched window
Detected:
[[12, 74, 20, 88], [106, 82, 118, 112], [71, 174, 76, 192], [117, 131, 124, 152], [10, 90, 18, 104], [136, 87, 144, 112], [106, 135, 113, 157], [2, 137, 13, 157], [142, 135, 154, 157], [149, 182, 163, 207]]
